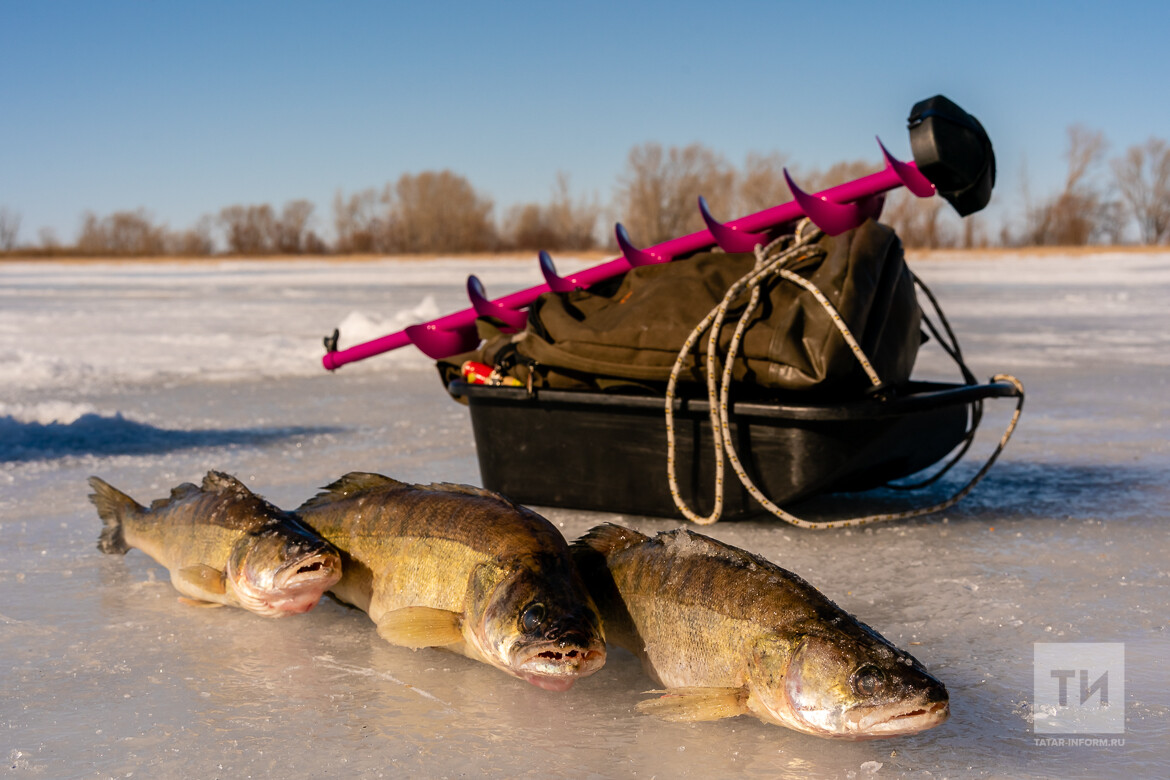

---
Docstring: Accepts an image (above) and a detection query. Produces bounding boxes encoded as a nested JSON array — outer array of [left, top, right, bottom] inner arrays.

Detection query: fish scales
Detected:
[[617, 530, 841, 622], [89, 472, 342, 617], [134, 490, 265, 567], [305, 483, 566, 558], [572, 524, 949, 739], [298, 482, 566, 615], [295, 473, 607, 691], [626, 593, 751, 687], [599, 530, 838, 687]]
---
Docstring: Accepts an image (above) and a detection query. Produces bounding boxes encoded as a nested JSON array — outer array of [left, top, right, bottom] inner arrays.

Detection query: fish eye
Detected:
[[852, 665, 886, 697], [520, 603, 546, 633]]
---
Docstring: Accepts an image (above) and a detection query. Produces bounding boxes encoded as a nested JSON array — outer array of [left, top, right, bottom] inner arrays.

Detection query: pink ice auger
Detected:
[[322, 95, 994, 369]]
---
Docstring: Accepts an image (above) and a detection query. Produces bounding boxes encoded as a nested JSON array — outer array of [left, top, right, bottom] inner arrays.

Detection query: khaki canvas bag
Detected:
[[442, 219, 921, 397]]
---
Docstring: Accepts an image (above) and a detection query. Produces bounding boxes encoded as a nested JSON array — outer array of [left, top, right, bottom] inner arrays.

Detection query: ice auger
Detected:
[[321, 94, 994, 370]]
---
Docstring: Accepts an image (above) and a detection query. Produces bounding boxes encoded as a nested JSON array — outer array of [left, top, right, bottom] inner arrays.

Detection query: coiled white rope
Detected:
[[664, 220, 1025, 528]]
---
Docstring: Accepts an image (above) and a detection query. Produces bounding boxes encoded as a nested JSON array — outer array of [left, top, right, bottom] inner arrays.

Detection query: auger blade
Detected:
[[404, 323, 481, 360], [698, 196, 770, 253], [468, 275, 528, 331], [784, 170, 884, 236], [539, 251, 583, 293], [616, 223, 670, 267], [878, 137, 936, 197]]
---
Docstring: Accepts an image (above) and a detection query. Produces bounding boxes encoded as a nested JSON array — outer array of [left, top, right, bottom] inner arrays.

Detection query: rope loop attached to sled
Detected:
[[665, 220, 1025, 528]]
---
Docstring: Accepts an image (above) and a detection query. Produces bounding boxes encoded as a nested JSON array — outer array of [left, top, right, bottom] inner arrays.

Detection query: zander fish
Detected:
[[571, 524, 949, 739], [294, 473, 606, 691], [90, 471, 342, 617]]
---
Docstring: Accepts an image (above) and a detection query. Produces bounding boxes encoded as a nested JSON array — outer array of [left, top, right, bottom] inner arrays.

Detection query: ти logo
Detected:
[[1048, 668, 1108, 707], [1033, 643, 1125, 734]]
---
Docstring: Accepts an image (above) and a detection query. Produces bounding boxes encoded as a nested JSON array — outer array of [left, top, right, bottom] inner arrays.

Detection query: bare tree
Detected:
[[1111, 137, 1170, 244], [1025, 125, 1111, 245], [333, 188, 384, 253], [73, 210, 215, 256], [0, 207, 20, 250], [796, 159, 879, 193], [77, 209, 168, 255], [502, 203, 552, 251], [614, 142, 735, 246], [385, 170, 496, 253], [275, 199, 315, 253], [1094, 199, 1129, 245], [76, 212, 106, 254], [303, 230, 328, 254], [735, 152, 791, 216], [219, 204, 277, 254], [879, 190, 953, 249], [544, 172, 600, 250], [503, 172, 599, 251], [960, 214, 989, 249], [166, 215, 215, 256]]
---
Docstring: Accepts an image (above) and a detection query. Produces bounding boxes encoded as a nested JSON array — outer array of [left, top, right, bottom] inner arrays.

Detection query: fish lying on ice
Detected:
[[294, 473, 606, 691], [89, 471, 342, 617], [571, 524, 949, 739]]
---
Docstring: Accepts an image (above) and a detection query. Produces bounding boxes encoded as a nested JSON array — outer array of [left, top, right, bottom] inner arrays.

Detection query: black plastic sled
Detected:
[[450, 378, 1020, 520]]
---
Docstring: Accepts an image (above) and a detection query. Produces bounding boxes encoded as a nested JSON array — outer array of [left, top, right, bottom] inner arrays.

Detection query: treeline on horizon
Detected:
[[2, 126, 1169, 258]]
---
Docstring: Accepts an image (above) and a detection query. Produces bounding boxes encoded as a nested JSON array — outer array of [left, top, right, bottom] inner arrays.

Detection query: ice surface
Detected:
[[2, 252, 1168, 778]]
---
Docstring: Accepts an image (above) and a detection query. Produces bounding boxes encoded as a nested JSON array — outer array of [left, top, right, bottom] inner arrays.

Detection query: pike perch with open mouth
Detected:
[[90, 471, 342, 617], [572, 524, 948, 739], [294, 473, 606, 690]]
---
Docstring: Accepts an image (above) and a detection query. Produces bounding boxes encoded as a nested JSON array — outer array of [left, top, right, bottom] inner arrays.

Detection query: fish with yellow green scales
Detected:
[[571, 524, 949, 739], [293, 473, 606, 691], [89, 471, 342, 617]]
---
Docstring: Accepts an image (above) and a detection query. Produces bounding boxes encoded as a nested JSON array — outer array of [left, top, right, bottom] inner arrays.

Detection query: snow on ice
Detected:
[[1, 252, 1168, 777]]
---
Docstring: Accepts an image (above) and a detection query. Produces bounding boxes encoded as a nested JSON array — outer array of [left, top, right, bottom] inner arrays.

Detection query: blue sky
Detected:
[[2, 0, 1168, 245]]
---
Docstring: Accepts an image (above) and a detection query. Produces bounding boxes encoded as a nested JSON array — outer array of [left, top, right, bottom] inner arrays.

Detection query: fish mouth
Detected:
[[514, 641, 607, 692], [848, 700, 950, 738], [276, 553, 341, 588], [263, 554, 342, 615]]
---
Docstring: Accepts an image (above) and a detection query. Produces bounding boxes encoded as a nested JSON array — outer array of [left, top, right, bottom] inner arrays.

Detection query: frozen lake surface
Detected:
[[2, 250, 1168, 778]]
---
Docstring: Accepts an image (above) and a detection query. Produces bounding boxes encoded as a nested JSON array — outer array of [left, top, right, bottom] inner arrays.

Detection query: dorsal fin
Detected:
[[417, 481, 516, 506], [296, 472, 409, 511], [151, 482, 201, 510], [660, 528, 776, 570], [572, 523, 649, 558], [201, 470, 253, 496]]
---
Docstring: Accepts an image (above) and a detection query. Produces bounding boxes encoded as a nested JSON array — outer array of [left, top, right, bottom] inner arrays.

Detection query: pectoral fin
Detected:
[[636, 687, 749, 722], [177, 597, 225, 608], [177, 564, 227, 596], [376, 606, 463, 649]]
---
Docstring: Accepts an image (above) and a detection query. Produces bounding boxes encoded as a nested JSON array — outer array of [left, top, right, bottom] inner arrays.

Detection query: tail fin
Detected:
[[88, 476, 144, 554]]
